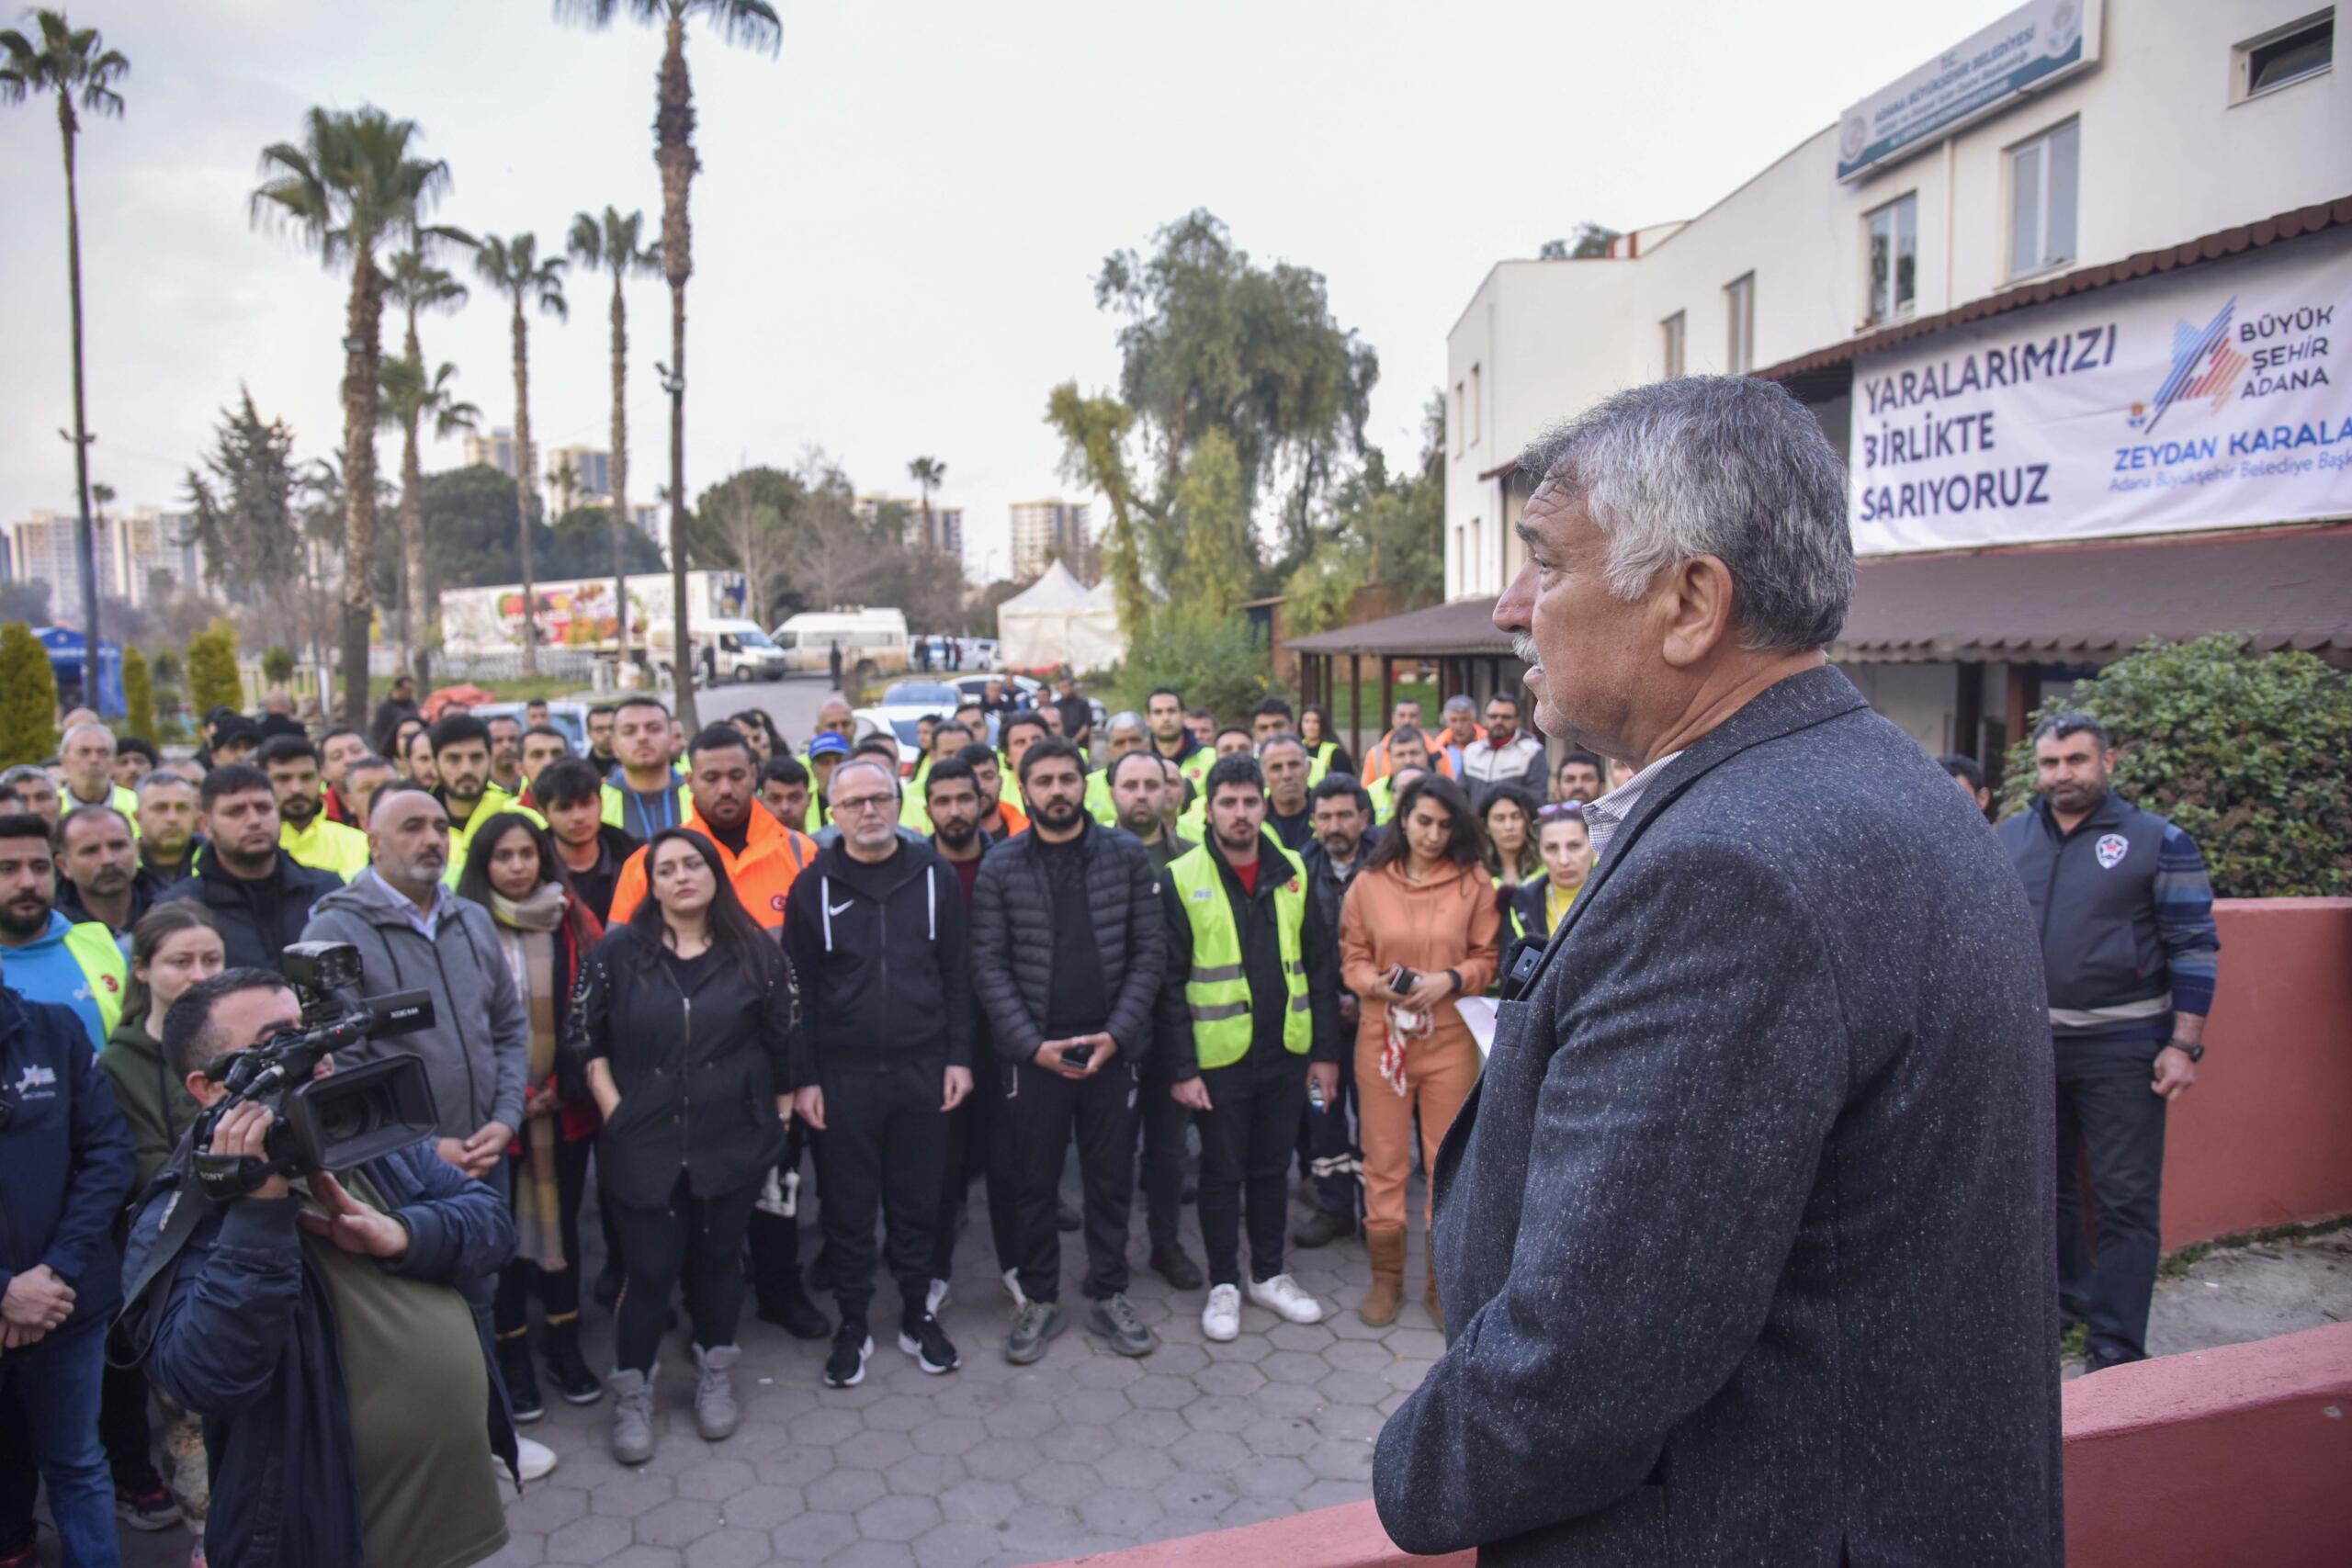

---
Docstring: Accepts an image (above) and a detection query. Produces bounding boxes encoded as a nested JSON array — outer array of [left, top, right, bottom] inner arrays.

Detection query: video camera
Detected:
[[189, 941, 442, 1201]]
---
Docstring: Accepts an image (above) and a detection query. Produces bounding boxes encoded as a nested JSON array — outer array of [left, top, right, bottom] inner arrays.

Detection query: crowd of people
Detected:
[[0, 648, 2217, 1566]]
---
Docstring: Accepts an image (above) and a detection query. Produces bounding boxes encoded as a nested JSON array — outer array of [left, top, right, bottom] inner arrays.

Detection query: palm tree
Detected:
[[473, 233, 568, 676], [379, 356, 479, 686], [908, 456, 945, 552], [384, 243, 471, 679], [568, 207, 662, 666], [250, 106, 451, 724], [558, 0, 781, 725], [3, 11, 128, 671]]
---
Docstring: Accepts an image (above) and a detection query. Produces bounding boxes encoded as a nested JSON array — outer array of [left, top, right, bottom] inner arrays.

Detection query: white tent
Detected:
[[997, 560, 1126, 673]]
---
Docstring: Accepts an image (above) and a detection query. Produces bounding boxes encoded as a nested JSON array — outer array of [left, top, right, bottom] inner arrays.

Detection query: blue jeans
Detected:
[[0, 1312, 120, 1568]]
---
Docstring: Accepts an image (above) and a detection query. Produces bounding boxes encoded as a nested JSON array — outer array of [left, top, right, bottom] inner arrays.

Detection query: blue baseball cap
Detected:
[[808, 733, 851, 759]]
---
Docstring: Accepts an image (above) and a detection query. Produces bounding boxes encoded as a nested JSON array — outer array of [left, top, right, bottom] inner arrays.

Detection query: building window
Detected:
[[1453, 382, 1465, 456], [1864, 194, 1918, 326], [2235, 10, 2334, 100], [1724, 274, 1755, 374], [2007, 119, 2079, 278], [1453, 525, 1465, 593], [1468, 364, 1482, 445], [1661, 311, 1686, 378]]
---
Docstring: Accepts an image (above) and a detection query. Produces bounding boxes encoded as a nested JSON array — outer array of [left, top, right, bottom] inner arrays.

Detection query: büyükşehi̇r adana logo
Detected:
[[2129, 297, 2247, 434]]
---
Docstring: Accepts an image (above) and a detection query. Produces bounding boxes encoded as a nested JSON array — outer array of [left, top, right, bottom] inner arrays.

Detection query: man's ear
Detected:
[[1654, 554, 1737, 669]]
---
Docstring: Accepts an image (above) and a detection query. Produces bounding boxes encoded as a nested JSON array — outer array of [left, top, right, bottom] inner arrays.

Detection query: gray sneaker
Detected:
[[1088, 1292, 1158, 1358], [1004, 1299, 1066, 1365], [607, 1366, 656, 1465], [693, 1345, 740, 1441]]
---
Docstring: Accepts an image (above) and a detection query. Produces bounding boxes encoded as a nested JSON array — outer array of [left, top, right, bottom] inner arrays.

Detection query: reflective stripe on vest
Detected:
[[1168, 840, 1311, 1070], [62, 919, 127, 1037], [1306, 741, 1337, 786]]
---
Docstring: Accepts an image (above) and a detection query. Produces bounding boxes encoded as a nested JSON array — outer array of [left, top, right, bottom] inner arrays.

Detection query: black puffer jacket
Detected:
[[781, 835, 972, 1074], [569, 924, 797, 1209], [970, 818, 1166, 1064]]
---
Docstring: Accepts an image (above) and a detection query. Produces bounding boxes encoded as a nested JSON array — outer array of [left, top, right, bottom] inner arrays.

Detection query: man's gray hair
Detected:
[[1520, 377, 1854, 652], [1106, 710, 1146, 737], [61, 721, 115, 753], [0, 764, 51, 789], [1442, 695, 1475, 715]]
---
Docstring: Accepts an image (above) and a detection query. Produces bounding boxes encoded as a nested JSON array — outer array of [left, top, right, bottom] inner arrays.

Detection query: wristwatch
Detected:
[[2169, 1038, 2205, 1063]]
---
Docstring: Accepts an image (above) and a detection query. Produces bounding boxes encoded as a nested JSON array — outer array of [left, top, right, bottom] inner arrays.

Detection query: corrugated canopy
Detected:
[[1284, 528, 2352, 666], [1833, 527, 2352, 665], [1283, 596, 1515, 657]]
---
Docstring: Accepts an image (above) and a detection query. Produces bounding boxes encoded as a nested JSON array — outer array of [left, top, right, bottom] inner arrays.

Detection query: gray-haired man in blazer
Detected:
[[1374, 377, 2063, 1565]]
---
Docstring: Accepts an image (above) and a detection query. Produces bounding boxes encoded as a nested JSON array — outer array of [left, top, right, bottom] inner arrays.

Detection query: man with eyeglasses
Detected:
[[1457, 691, 1548, 807]]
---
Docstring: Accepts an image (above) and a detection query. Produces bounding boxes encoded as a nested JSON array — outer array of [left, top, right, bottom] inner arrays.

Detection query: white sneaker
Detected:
[[509, 1435, 559, 1483], [1246, 1273, 1324, 1325], [1001, 1269, 1028, 1310], [1202, 1283, 1242, 1342], [927, 1277, 952, 1316]]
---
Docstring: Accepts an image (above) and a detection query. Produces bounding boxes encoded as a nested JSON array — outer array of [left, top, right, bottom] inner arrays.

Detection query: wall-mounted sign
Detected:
[[1837, 0, 2101, 183], [1849, 230, 2351, 554]]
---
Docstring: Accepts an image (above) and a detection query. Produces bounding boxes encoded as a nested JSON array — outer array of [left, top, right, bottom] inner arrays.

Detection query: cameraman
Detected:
[[122, 968, 516, 1568]]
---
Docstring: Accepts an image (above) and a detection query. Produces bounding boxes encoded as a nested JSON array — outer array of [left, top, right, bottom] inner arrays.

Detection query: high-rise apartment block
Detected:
[[1010, 500, 1091, 581]]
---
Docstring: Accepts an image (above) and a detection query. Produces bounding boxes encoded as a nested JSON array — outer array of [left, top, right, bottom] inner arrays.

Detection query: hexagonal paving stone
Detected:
[[908, 1415, 986, 1457], [753, 1444, 836, 1489], [1039, 1420, 1114, 1462], [547, 1511, 634, 1563], [716, 1482, 805, 1530], [836, 1427, 918, 1472], [1304, 1438, 1374, 1482], [804, 1465, 888, 1514], [1194, 1359, 1269, 1397], [1316, 1367, 1392, 1406], [1015, 1461, 1100, 1507], [1055, 1384, 1134, 1426], [961, 1435, 1043, 1483], [676, 1456, 758, 1503], [1093, 1443, 1178, 1491], [910, 1519, 1002, 1568], [1321, 1337, 1396, 1374], [599, 1547, 684, 1568], [1180, 1394, 1258, 1434], [768, 1509, 860, 1562], [587, 1471, 677, 1517], [1254, 1381, 1327, 1418], [1233, 1452, 1317, 1500], [1115, 1406, 1193, 1449], [1218, 1494, 1300, 1529], [1125, 1372, 1200, 1411], [1154, 1470, 1237, 1520], [884, 1450, 966, 1496], [1212, 1331, 1276, 1363], [633, 1496, 724, 1549], [505, 1481, 590, 1533], [937, 1476, 1023, 1528], [979, 1401, 1058, 1440], [1261, 1349, 1330, 1385], [825, 1539, 918, 1568], [1077, 1486, 1166, 1536], [855, 1492, 944, 1543], [1168, 1430, 1253, 1475], [860, 1393, 937, 1433], [1069, 1352, 1148, 1390], [682, 1527, 773, 1568], [1238, 1414, 1321, 1458]]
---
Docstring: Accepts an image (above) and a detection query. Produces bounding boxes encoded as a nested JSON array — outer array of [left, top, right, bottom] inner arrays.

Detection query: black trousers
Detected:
[[810, 1056, 948, 1327], [494, 1130, 594, 1337], [1305, 1043, 1362, 1218], [1006, 1056, 1138, 1303], [2054, 1042, 2169, 1363], [932, 1064, 1023, 1281], [1136, 1069, 1193, 1251], [1197, 1055, 1308, 1287], [610, 1169, 760, 1372], [748, 1117, 814, 1314]]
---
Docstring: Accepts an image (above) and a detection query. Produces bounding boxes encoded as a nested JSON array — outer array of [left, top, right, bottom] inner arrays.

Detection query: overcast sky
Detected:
[[0, 0, 2015, 586]]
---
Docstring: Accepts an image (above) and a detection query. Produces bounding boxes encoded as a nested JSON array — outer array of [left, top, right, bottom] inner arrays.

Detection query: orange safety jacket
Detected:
[[605, 800, 818, 930]]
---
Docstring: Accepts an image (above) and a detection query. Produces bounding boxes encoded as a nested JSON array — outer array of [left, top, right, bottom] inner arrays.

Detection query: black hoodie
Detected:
[[781, 834, 972, 1077]]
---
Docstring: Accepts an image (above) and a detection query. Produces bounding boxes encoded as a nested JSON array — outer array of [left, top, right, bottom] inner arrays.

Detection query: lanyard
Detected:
[[629, 784, 677, 840]]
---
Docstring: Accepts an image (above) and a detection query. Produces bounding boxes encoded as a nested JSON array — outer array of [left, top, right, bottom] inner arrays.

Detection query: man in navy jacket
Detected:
[[121, 968, 517, 1568], [0, 977, 136, 1568]]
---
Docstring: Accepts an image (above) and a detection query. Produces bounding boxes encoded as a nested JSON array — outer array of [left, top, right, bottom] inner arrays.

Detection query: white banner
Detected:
[[1837, 0, 2099, 183], [1849, 230, 2352, 554]]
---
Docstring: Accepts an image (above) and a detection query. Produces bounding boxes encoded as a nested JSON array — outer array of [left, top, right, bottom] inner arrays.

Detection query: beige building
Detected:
[[1010, 499, 1091, 581], [546, 445, 614, 514], [462, 427, 519, 478]]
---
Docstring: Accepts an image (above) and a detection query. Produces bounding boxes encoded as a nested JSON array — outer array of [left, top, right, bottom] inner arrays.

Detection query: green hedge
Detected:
[[1997, 636, 2351, 897]]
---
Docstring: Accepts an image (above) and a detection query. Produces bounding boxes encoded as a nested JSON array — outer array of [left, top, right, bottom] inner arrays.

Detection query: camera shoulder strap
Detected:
[[111, 1173, 217, 1368]]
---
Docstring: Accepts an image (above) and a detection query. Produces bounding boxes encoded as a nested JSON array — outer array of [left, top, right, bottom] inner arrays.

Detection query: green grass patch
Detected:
[[2156, 1215, 2350, 1280]]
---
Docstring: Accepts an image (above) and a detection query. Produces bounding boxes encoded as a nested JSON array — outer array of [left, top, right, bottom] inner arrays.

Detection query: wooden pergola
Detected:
[[1285, 597, 1530, 761]]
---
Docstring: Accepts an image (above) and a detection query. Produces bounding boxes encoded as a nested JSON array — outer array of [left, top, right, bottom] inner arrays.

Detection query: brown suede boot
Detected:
[[1425, 1250, 1445, 1334], [1361, 1228, 1406, 1326]]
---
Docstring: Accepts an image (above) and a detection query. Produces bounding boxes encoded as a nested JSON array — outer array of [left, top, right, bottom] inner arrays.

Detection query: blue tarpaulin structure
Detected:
[[33, 626, 125, 716]]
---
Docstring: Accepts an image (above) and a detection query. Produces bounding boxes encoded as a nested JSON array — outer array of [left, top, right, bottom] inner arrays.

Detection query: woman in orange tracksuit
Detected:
[[1338, 773, 1499, 1332]]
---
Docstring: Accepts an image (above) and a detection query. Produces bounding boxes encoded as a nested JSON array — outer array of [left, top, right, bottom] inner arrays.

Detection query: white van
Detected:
[[645, 617, 791, 683], [772, 609, 911, 682]]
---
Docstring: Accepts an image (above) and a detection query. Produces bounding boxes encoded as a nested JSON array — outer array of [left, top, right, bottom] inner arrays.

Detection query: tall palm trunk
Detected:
[[657, 9, 699, 727], [398, 309, 424, 685], [58, 93, 99, 685], [510, 297, 540, 677], [608, 269, 630, 666], [338, 247, 383, 726]]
